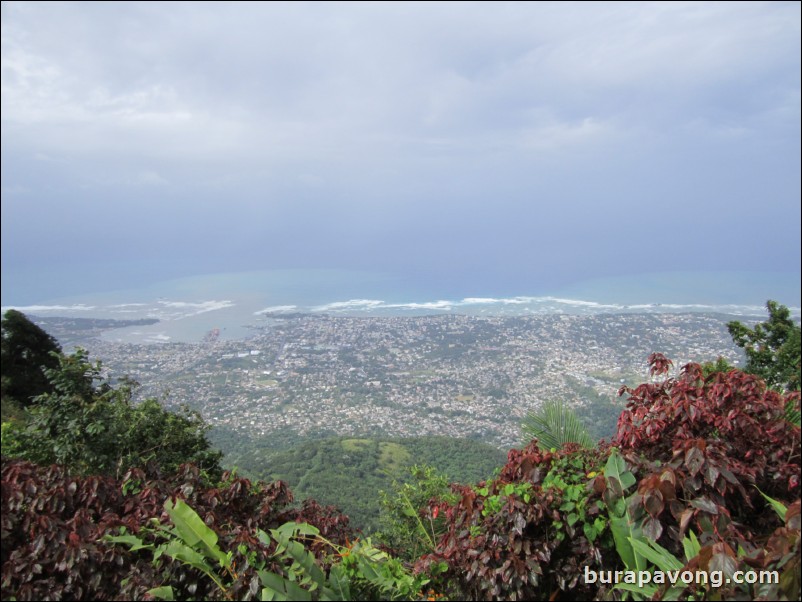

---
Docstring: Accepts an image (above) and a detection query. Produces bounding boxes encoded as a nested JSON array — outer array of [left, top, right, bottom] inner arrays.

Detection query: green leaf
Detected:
[[629, 537, 684, 572], [147, 586, 176, 600], [161, 540, 213, 575], [258, 569, 313, 601], [783, 398, 801, 427], [259, 570, 294, 601], [104, 533, 153, 552], [682, 530, 701, 562], [321, 564, 351, 601], [164, 498, 228, 567], [274, 522, 320, 539], [257, 528, 272, 546], [609, 515, 642, 572], [604, 450, 647, 574], [756, 487, 788, 520], [282, 539, 326, 588], [661, 585, 690, 602], [614, 582, 658, 599], [604, 451, 636, 496]]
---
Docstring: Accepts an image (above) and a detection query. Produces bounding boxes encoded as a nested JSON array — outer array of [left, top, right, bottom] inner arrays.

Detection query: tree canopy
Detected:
[[2, 347, 223, 480], [727, 300, 801, 392], [1, 309, 62, 407]]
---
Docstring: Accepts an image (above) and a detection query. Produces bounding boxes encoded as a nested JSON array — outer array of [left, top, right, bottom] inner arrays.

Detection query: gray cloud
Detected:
[[2, 1, 800, 303]]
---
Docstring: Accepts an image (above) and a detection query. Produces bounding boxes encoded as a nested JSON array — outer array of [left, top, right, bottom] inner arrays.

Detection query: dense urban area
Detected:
[[38, 312, 746, 449]]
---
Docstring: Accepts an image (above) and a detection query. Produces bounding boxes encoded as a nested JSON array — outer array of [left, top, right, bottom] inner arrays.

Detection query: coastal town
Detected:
[[54, 311, 747, 450]]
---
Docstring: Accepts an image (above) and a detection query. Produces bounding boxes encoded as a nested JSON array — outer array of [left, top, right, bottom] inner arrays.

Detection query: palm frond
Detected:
[[784, 398, 801, 428], [521, 399, 595, 451]]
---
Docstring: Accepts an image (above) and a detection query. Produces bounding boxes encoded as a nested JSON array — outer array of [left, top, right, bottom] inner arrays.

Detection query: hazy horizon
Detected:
[[2, 3, 800, 305], [4, 267, 799, 310]]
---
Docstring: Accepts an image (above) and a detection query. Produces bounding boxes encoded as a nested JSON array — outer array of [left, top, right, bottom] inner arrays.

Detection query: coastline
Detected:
[[3, 269, 799, 344]]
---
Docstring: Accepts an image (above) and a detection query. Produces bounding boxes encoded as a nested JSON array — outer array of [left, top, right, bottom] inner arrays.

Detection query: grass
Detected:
[[342, 438, 372, 452], [378, 442, 411, 474]]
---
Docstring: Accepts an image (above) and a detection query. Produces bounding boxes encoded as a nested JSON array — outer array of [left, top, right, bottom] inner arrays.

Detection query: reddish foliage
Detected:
[[416, 443, 613, 601], [416, 356, 801, 600], [615, 354, 800, 554], [496, 442, 555, 484], [1, 459, 353, 601]]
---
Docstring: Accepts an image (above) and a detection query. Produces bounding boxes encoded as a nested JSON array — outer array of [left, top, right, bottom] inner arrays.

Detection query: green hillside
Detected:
[[226, 435, 506, 532]]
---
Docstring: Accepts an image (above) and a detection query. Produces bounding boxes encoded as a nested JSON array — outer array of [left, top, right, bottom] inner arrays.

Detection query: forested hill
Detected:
[[222, 435, 506, 532]]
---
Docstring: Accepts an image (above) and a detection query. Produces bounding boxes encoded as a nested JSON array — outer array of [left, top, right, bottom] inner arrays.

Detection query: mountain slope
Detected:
[[226, 435, 506, 531]]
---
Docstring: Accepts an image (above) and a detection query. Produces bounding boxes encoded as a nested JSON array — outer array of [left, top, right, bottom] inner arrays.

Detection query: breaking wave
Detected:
[[307, 296, 792, 317]]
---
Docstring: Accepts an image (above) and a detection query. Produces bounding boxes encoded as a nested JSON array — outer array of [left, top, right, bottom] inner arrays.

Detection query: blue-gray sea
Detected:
[[3, 269, 800, 344]]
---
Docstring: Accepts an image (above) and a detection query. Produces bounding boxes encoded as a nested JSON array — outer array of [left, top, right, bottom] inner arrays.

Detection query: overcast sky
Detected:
[[2, 1, 800, 304]]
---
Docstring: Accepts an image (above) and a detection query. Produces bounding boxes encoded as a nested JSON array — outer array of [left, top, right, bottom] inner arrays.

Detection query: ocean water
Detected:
[[2, 269, 799, 344]]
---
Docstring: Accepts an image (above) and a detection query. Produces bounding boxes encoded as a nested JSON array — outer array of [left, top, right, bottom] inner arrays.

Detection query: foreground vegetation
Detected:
[[1, 302, 799, 600]]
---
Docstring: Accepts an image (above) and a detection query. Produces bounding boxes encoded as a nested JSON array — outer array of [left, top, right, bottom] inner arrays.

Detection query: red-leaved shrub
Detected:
[[1, 460, 353, 601]]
